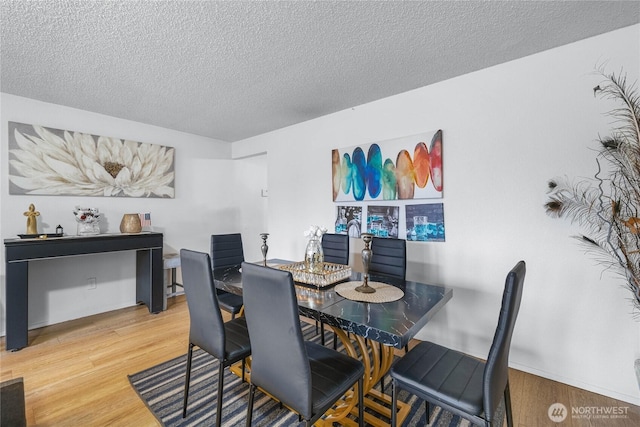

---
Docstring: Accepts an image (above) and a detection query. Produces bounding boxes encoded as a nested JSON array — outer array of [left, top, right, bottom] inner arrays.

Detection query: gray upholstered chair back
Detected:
[[180, 249, 226, 358], [483, 260, 526, 422], [369, 237, 406, 280], [321, 233, 349, 265], [210, 233, 245, 269], [241, 262, 313, 418]]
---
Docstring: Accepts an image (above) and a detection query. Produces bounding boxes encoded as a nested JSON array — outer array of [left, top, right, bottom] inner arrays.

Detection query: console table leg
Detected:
[[6, 261, 28, 351], [136, 248, 164, 313]]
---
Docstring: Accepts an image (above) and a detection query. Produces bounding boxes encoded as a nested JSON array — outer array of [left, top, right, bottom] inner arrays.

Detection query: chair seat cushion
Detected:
[[305, 341, 364, 416], [391, 341, 485, 416], [217, 289, 243, 314], [223, 317, 252, 362]]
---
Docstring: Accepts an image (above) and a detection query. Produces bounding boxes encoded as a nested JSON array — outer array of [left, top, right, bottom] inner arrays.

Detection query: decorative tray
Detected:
[[278, 262, 352, 288], [18, 233, 63, 239]]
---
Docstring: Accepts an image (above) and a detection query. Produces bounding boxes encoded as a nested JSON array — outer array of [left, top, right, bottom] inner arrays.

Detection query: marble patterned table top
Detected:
[[213, 259, 452, 349]]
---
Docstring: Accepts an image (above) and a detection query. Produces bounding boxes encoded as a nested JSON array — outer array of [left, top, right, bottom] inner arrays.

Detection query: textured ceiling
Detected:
[[1, 1, 639, 142]]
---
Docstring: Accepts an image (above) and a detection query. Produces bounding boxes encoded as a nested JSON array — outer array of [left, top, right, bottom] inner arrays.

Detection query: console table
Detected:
[[4, 232, 164, 351]]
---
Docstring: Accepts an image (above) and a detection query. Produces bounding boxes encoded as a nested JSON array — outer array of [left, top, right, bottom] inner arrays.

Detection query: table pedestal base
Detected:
[[229, 325, 410, 426], [319, 327, 410, 427]]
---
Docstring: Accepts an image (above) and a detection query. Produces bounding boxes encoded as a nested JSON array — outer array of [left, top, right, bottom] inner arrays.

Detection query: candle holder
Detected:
[[260, 233, 269, 266], [355, 233, 376, 293]]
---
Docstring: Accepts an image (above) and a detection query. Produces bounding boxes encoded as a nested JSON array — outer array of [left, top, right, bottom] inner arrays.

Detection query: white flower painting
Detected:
[[8, 122, 175, 198]]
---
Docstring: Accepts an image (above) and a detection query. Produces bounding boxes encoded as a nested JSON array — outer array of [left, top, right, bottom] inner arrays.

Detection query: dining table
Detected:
[[213, 259, 453, 427]]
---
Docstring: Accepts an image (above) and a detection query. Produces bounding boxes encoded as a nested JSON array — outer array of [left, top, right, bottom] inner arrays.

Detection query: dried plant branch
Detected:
[[545, 68, 640, 317]]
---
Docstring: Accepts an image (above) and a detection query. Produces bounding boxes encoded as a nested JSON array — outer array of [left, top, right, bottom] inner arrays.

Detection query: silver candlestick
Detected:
[[355, 233, 376, 293], [260, 233, 269, 266]]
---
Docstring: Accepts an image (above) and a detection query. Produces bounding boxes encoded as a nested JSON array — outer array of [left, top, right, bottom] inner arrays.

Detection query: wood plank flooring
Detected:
[[2, 295, 639, 426]]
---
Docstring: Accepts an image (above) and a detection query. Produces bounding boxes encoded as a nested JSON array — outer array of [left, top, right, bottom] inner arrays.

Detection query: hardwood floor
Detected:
[[2, 295, 639, 426]]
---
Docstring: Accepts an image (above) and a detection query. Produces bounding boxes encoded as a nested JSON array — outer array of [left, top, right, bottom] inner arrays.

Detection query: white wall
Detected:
[[234, 25, 640, 404], [0, 94, 267, 331]]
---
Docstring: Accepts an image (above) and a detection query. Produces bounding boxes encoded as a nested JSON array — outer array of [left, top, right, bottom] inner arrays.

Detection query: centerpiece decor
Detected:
[[260, 233, 269, 266], [544, 69, 640, 317], [73, 206, 101, 235], [355, 233, 376, 293], [304, 225, 327, 274], [278, 261, 352, 288]]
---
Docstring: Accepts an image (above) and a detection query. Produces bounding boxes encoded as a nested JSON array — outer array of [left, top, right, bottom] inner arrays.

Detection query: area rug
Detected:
[[128, 322, 475, 426]]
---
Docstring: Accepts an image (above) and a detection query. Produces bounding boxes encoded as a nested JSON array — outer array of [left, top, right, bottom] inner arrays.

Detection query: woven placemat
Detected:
[[335, 281, 404, 303]]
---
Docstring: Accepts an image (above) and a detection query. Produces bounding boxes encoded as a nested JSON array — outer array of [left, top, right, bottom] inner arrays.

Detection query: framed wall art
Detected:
[[334, 205, 363, 238], [8, 122, 175, 198], [405, 203, 445, 242], [332, 129, 442, 202]]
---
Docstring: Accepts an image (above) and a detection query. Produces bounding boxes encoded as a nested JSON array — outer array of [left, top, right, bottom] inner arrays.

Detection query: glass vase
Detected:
[[304, 237, 324, 274], [77, 221, 100, 236]]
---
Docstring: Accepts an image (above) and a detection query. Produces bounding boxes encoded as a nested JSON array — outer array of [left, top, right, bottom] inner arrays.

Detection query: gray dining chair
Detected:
[[369, 236, 408, 389], [322, 233, 349, 265], [241, 262, 365, 427], [319, 233, 349, 348], [180, 249, 252, 425], [369, 237, 406, 280], [210, 233, 246, 319], [390, 261, 526, 427]]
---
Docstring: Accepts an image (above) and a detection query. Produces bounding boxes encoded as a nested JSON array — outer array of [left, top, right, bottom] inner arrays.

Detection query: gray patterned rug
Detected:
[[128, 322, 477, 426]]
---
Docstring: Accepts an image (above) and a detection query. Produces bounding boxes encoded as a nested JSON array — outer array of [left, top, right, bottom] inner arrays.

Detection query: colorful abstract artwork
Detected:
[[8, 122, 175, 198], [335, 206, 363, 238], [405, 203, 445, 242], [332, 130, 442, 201]]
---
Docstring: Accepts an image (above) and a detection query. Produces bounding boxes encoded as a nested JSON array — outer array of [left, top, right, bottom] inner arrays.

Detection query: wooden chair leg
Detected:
[[182, 343, 194, 418]]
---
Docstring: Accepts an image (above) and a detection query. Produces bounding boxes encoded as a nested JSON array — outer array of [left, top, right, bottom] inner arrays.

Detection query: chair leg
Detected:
[[504, 381, 514, 427], [391, 379, 398, 427], [171, 268, 177, 294], [333, 331, 337, 350], [357, 377, 364, 427], [320, 321, 325, 346], [216, 361, 225, 427], [425, 400, 431, 423], [241, 358, 246, 382], [182, 343, 194, 418], [246, 384, 256, 427]]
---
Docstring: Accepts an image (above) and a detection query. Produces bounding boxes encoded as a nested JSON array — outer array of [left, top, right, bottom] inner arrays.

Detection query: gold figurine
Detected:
[[24, 203, 40, 235]]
